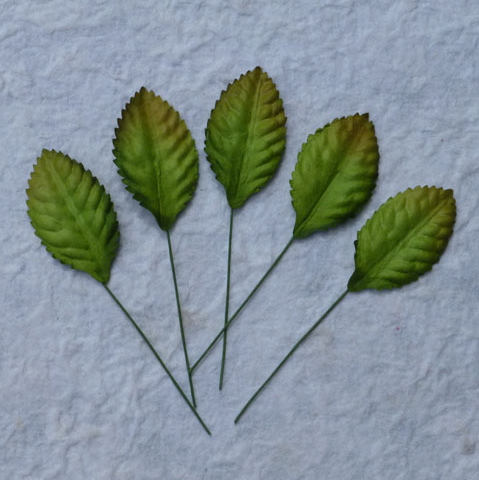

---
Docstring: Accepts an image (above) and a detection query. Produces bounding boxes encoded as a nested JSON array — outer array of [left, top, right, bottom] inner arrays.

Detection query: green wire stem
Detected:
[[103, 284, 211, 435], [234, 290, 349, 424], [190, 236, 295, 374], [166, 230, 197, 407], [219, 208, 234, 390]]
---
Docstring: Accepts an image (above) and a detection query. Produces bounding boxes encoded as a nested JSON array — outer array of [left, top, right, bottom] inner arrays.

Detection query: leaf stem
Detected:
[[166, 230, 197, 407], [102, 284, 211, 435], [190, 236, 295, 374], [219, 208, 234, 390], [234, 289, 349, 424]]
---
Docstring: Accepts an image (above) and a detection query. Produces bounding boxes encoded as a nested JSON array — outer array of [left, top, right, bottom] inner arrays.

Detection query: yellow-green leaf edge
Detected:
[[348, 186, 456, 292], [26, 149, 119, 283]]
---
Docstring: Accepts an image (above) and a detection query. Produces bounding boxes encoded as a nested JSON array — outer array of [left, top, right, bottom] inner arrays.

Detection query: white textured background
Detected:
[[1, 0, 478, 478]]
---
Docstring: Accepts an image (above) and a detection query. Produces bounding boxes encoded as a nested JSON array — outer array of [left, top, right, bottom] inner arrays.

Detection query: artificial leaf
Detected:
[[348, 186, 456, 291], [291, 114, 379, 239], [205, 66, 286, 209], [113, 87, 199, 231], [26, 149, 119, 283]]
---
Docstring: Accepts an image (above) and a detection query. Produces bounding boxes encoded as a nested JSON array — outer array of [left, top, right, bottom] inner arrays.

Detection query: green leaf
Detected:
[[348, 186, 456, 292], [205, 66, 287, 209], [291, 114, 379, 239], [113, 87, 199, 231], [26, 150, 119, 283]]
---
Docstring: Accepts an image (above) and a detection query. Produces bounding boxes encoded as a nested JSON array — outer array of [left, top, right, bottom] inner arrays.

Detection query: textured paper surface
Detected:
[[1, 0, 478, 478]]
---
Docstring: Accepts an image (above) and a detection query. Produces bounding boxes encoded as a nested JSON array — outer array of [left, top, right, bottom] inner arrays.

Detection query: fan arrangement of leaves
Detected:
[[26, 67, 456, 435]]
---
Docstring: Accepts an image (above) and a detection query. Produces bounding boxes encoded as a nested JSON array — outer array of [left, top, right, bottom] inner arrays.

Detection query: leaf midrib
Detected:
[[231, 74, 264, 203], [141, 99, 165, 225]]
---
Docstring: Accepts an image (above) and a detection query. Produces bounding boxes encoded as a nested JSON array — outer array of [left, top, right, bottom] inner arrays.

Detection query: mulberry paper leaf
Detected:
[[291, 114, 379, 239], [113, 88, 199, 231], [26, 150, 119, 283], [348, 186, 456, 291], [205, 67, 286, 209]]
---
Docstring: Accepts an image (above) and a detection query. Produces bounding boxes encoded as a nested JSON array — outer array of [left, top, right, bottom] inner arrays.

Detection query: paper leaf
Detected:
[[348, 186, 456, 292], [113, 88, 199, 231], [205, 66, 286, 209], [291, 114, 379, 239], [26, 150, 119, 283]]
